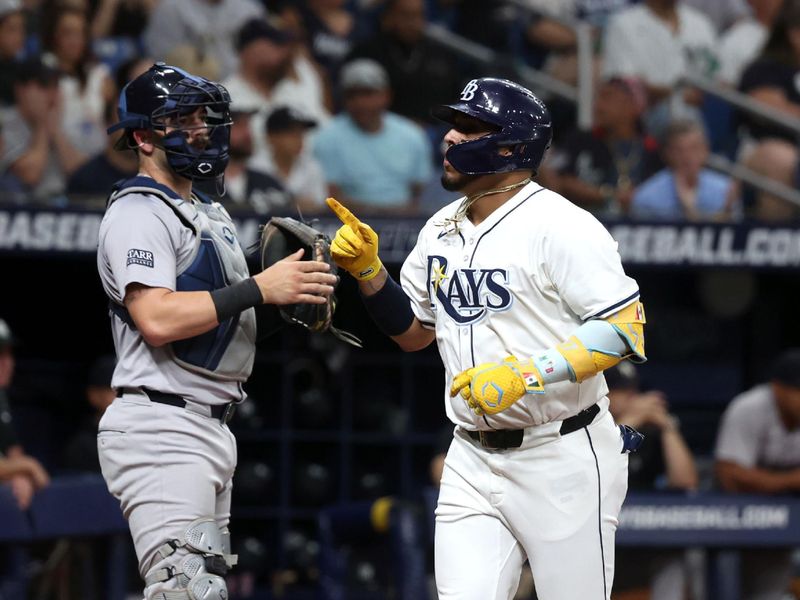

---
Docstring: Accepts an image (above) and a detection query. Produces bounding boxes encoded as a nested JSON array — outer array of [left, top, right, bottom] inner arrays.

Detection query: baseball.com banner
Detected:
[[617, 492, 800, 547], [1, 206, 800, 268]]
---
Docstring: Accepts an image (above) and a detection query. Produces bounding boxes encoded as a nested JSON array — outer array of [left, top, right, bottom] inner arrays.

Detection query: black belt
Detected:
[[466, 403, 601, 450], [116, 387, 236, 425]]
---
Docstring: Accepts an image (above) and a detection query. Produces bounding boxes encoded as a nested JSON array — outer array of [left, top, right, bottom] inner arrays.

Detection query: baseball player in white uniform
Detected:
[[325, 78, 646, 599], [95, 63, 337, 600]]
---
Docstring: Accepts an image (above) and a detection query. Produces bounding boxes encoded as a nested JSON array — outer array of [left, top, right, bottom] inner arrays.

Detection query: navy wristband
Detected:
[[210, 278, 263, 322], [360, 275, 415, 337]]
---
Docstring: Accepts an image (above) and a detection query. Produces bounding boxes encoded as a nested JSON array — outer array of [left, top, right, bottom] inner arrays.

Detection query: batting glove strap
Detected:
[[502, 356, 545, 394]]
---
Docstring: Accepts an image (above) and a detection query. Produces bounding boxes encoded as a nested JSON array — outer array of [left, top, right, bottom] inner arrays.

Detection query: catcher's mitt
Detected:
[[259, 216, 361, 347]]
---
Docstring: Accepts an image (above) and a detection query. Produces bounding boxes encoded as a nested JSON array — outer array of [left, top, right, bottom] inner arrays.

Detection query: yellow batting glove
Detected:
[[502, 356, 545, 395], [326, 197, 383, 281], [449, 356, 544, 416]]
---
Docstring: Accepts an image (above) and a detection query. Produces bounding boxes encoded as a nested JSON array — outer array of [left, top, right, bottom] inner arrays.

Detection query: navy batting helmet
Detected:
[[107, 63, 232, 181], [432, 78, 552, 176]]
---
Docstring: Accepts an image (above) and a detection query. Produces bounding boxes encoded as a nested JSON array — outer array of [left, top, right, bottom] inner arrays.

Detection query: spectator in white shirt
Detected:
[[714, 349, 800, 600], [143, 0, 264, 79], [264, 106, 327, 213], [41, 5, 113, 176], [602, 0, 718, 136], [223, 18, 330, 172], [717, 0, 782, 86]]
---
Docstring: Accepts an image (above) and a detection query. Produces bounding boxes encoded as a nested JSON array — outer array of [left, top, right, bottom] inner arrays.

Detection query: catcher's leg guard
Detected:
[[148, 554, 228, 600], [145, 518, 237, 600]]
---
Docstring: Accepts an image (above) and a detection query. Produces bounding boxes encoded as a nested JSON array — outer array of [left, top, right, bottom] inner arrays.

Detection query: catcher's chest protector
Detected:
[[108, 177, 257, 380]]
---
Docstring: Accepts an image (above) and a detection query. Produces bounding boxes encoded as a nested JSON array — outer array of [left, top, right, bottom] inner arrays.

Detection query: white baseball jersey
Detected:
[[401, 181, 639, 430]]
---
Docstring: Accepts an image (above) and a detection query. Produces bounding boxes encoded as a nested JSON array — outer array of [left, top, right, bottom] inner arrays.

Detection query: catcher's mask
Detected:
[[432, 77, 552, 176], [259, 217, 362, 347], [108, 62, 232, 183]]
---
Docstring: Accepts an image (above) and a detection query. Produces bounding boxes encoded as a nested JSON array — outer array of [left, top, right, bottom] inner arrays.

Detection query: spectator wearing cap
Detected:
[[606, 362, 698, 600], [630, 119, 741, 221], [264, 106, 327, 213], [714, 349, 800, 599], [0, 0, 25, 107], [0, 58, 69, 202], [223, 17, 329, 171], [312, 58, 433, 216], [143, 0, 264, 79], [198, 106, 292, 214], [0, 318, 50, 509], [550, 76, 661, 216]]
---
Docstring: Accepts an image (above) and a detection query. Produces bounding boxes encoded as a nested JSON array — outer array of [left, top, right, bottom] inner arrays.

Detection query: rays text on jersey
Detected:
[[426, 255, 513, 324]]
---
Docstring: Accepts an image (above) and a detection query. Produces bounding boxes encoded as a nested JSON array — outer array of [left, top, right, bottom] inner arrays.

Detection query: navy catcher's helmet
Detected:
[[432, 78, 552, 176], [107, 63, 232, 181]]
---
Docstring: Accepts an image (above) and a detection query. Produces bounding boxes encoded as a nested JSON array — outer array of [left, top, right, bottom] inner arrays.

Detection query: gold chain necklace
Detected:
[[436, 177, 531, 235]]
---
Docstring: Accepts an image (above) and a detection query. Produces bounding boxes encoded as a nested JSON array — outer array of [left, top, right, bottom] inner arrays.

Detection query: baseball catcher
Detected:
[[96, 63, 337, 600]]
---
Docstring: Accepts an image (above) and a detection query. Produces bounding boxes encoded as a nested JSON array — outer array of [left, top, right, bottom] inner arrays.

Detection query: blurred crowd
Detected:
[[0, 0, 798, 221], [2, 0, 800, 597]]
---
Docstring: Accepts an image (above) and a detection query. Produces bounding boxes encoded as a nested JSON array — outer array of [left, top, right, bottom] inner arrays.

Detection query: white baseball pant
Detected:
[[435, 408, 628, 600]]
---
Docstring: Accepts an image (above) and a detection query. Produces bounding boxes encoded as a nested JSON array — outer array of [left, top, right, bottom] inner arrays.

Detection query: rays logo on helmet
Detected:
[[460, 80, 479, 101]]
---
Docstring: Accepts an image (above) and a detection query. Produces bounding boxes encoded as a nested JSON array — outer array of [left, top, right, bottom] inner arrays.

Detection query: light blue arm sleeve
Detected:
[[533, 319, 634, 384]]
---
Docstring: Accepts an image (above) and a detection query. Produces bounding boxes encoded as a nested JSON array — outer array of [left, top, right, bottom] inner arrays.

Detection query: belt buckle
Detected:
[[478, 431, 494, 449], [221, 403, 236, 424]]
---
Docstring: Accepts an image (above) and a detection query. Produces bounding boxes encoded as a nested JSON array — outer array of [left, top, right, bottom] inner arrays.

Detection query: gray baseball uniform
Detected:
[[714, 384, 800, 600], [715, 384, 800, 470], [96, 176, 253, 598]]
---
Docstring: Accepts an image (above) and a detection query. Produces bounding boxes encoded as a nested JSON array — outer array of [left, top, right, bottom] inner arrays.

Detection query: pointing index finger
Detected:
[[326, 197, 361, 230]]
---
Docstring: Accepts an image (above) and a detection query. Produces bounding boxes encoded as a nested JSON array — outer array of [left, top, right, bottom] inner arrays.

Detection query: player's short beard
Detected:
[[441, 169, 480, 192]]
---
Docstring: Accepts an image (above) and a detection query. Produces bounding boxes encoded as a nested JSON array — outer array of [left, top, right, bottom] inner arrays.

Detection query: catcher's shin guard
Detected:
[[146, 518, 237, 598]]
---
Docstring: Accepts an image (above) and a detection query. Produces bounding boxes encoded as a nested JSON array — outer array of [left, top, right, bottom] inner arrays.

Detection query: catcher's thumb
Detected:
[[283, 248, 305, 261]]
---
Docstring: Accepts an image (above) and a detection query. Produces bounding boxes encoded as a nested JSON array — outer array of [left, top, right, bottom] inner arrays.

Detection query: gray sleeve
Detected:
[[102, 196, 182, 297], [143, 0, 182, 60], [0, 114, 32, 170], [714, 398, 760, 468]]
